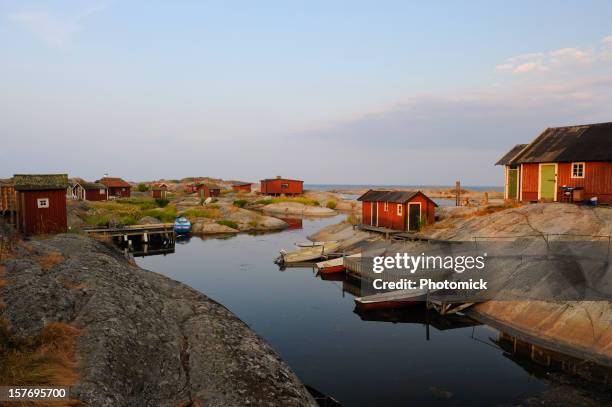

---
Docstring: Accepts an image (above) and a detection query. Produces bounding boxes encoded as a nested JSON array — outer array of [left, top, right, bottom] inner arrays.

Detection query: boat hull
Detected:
[[318, 264, 346, 274], [354, 299, 420, 311]]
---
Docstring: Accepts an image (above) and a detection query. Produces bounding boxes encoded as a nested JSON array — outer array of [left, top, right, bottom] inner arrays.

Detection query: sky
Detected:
[[1, 1, 611, 185]]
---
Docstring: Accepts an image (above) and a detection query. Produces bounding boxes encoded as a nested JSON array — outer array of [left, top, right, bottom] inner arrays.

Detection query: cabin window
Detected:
[[397, 204, 403, 216], [37, 198, 49, 208], [571, 162, 585, 178], [384, 202, 388, 211], [281, 183, 289, 189], [100, 189, 105, 194]]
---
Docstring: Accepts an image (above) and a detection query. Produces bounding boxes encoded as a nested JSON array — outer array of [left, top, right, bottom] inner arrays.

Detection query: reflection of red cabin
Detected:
[[357, 190, 437, 232], [260, 177, 303, 196], [196, 184, 221, 199], [151, 183, 168, 199], [231, 182, 252, 193], [98, 177, 131, 198], [277, 217, 303, 230], [496, 122, 612, 203], [13, 174, 69, 235]]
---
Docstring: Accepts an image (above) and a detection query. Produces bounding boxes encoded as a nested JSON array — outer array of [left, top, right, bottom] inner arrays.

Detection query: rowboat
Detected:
[[174, 216, 192, 234], [296, 240, 337, 247], [354, 289, 428, 311], [316, 253, 361, 274], [278, 241, 341, 264]]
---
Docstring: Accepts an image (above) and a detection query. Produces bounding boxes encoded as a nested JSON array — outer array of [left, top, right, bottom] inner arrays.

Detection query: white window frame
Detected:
[[37, 198, 50, 208], [383, 202, 388, 211], [397, 204, 403, 216], [100, 189, 105, 194], [571, 162, 585, 179]]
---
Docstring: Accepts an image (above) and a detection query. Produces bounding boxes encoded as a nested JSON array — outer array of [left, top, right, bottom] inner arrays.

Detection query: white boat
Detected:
[[316, 253, 361, 274], [354, 289, 428, 311], [296, 240, 337, 247], [279, 241, 341, 263]]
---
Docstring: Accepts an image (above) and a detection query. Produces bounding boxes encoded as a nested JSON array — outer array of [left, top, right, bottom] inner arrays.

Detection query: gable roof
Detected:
[[232, 181, 252, 186], [98, 177, 131, 188], [357, 190, 438, 206], [13, 174, 69, 191], [83, 182, 106, 190], [510, 122, 612, 164], [260, 178, 303, 183], [197, 183, 222, 190], [495, 144, 528, 166]]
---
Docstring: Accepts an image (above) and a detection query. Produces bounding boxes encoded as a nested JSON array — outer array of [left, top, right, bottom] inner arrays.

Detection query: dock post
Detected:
[[455, 181, 461, 206], [143, 232, 148, 243]]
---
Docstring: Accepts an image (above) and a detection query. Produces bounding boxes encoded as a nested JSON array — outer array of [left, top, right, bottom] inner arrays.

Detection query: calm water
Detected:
[[135, 215, 602, 406]]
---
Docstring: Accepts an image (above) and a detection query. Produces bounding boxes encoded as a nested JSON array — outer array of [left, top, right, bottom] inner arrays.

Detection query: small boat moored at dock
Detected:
[[354, 289, 428, 311], [316, 253, 361, 274], [277, 241, 341, 264], [174, 216, 192, 234]]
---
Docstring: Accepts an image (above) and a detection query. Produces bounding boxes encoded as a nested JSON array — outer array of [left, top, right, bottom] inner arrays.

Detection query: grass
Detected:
[[36, 252, 65, 271], [233, 199, 248, 208], [471, 202, 521, 217], [216, 220, 239, 229], [326, 200, 337, 209], [179, 208, 221, 220], [85, 200, 179, 225], [0, 321, 82, 390], [256, 197, 319, 206]]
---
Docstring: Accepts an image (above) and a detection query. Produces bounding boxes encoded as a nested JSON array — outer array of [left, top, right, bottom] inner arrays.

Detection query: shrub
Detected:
[[155, 198, 170, 207], [233, 199, 248, 208], [326, 200, 337, 209], [217, 220, 239, 230], [137, 183, 149, 192], [248, 220, 258, 228], [255, 197, 319, 206], [346, 213, 359, 225]]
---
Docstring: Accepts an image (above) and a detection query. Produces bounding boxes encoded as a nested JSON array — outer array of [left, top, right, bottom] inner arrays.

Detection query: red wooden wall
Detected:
[[360, 194, 436, 231], [85, 188, 107, 201], [260, 179, 303, 195], [232, 184, 252, 193], [17, 189, 67, 235], [109, 186, 131, 198], [521, 161, 612, 203]]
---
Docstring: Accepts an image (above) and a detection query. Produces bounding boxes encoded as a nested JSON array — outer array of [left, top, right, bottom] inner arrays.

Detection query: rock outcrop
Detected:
[[0, 234, 316, 407], [263, 202, 337, 217]]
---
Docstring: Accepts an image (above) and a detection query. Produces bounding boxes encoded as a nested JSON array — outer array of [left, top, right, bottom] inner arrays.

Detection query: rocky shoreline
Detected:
[[0, 233, 317, 406]]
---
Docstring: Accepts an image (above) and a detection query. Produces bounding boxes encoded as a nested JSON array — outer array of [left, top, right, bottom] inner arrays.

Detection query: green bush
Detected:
[[326, 200, 337, 209], [180, 208, 220, 219], [155, 198, 170, 207], [137, 183, 149, 192], [216, 220, 239, 230], [233, 199, 248, 208]]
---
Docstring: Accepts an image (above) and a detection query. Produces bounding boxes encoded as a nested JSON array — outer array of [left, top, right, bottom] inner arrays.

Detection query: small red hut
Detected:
[[151, 183, 168, 199], [196, 183, 221, 199], [98, 177, 131, 198], [231, 182, 252, 193], [260, 176, 303, 196], [13, 174, 69, 235], [83, 182, 108, 201], [357, 190, 437, 232]]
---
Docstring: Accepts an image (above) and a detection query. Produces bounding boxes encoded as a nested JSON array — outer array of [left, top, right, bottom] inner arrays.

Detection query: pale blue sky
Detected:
[[1, 1, 611, 185]]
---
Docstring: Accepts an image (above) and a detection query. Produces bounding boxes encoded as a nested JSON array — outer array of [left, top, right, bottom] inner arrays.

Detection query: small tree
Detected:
[[137, 183, 149, 192]]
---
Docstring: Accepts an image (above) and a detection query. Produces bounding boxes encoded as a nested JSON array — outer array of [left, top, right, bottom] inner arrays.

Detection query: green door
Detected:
[[540, 164, 556, 201], [508, 169, 518, 199]]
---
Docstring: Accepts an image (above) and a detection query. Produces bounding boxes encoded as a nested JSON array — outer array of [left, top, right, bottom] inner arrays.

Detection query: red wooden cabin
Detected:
[[98, 177, 131, 198], [13, 174, 68, 235], [231, 182, 252, 193], [497, 122, 612, 203], [151, 183, 168, 199], [83, 182, 108, 201], [260, 177, 303, 196], [196, 183, 221, 199], [357, 190, 437, 232]]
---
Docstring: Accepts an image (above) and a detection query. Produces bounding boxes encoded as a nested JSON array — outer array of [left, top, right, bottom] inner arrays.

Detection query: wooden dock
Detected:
[[357, 224, 401, 239], [84, 223, 175, 244]]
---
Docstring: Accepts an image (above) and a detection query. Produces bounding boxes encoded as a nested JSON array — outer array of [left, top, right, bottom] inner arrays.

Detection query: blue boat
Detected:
[[174, 216, 192, 234]]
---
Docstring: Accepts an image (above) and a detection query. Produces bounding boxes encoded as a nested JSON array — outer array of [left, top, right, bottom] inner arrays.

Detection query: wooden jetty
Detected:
[[83, 223, 175, 245], [357, 224, 400, 239]]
